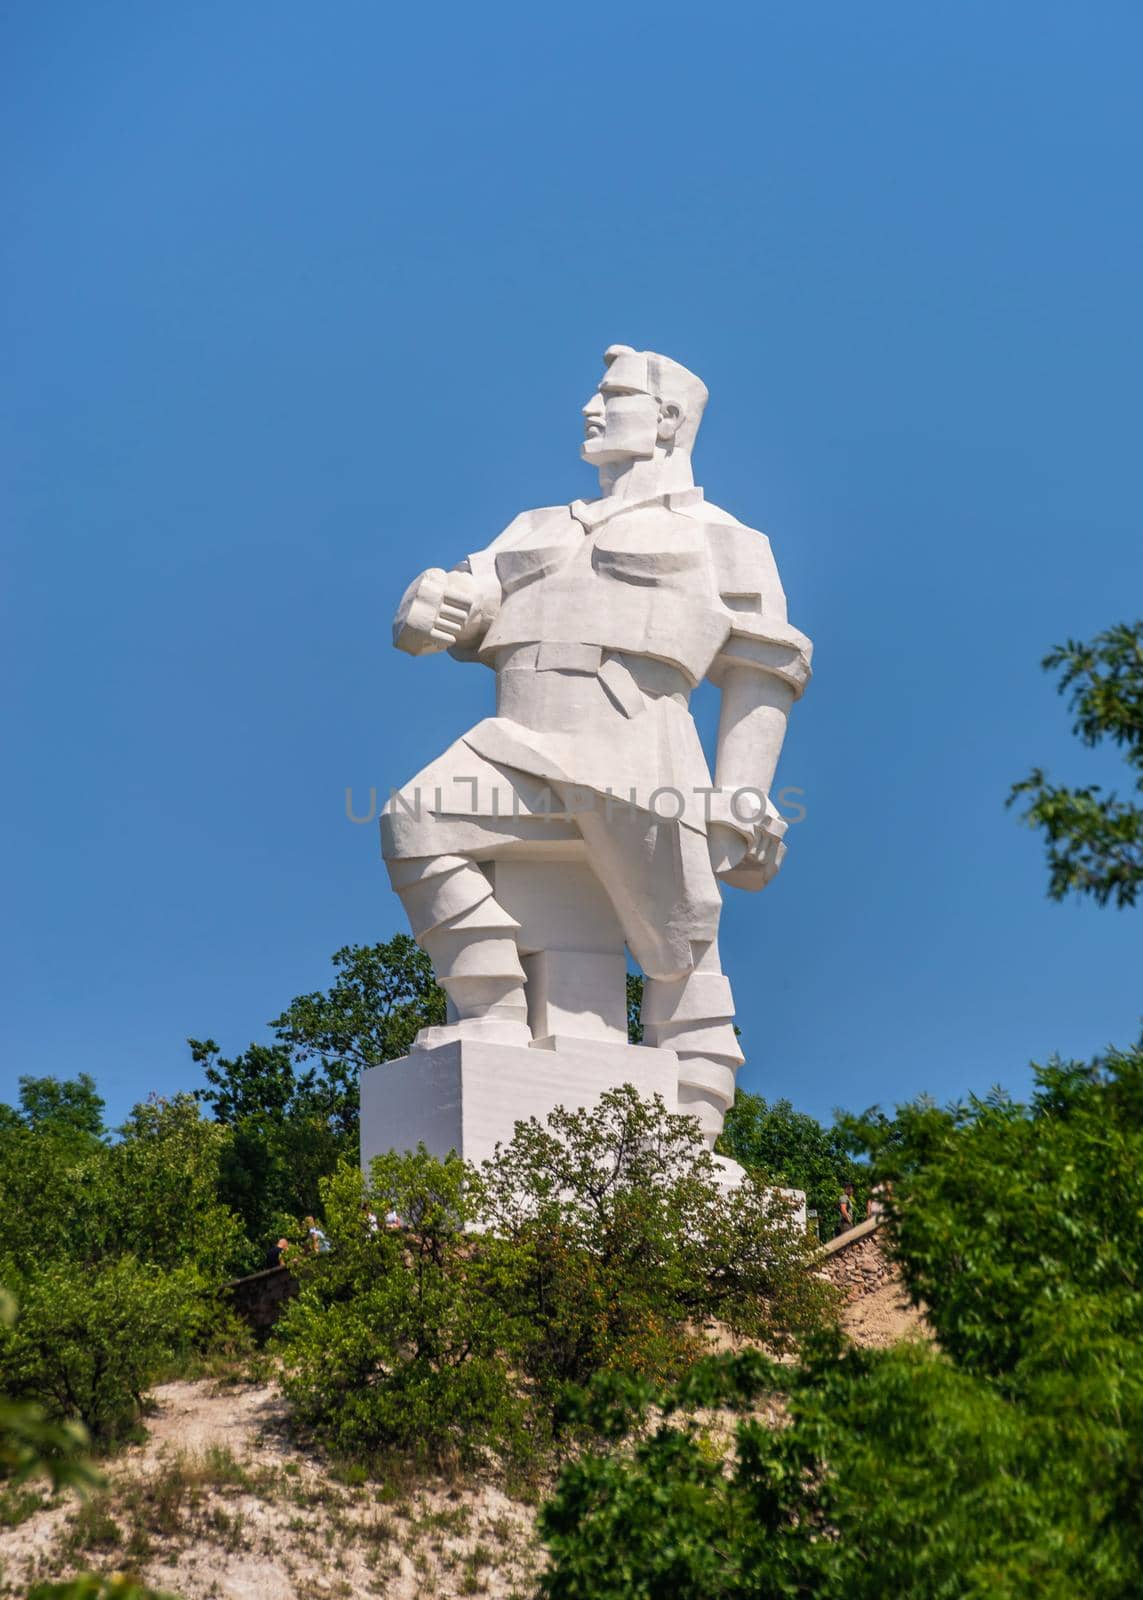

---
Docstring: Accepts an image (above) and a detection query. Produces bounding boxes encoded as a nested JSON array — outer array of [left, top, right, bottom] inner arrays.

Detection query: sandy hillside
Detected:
[[0, 1292, 930, 1599], [0, 1380, 543, 1600]]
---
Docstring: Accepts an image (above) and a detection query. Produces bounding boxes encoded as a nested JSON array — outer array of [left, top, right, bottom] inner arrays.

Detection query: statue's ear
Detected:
[[656, 401, 683, 445]]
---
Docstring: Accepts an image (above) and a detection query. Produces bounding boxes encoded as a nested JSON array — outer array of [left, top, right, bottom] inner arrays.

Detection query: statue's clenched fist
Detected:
[[709, 794, 789, 891], [393, 568, 481, 656]]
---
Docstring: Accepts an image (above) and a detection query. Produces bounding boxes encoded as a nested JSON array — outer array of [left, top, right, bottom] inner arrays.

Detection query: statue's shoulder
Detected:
[[680, 497, 786, 609], [495, 504, 577, 543], [680, 496, 761, 538]]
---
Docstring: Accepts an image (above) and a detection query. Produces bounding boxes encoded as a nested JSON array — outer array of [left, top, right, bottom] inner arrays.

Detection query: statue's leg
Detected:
[[575, 802, 743, 1145], [640, 948, 744, 1147], [381, 736, 578, 1047], [386, 853, 529, 1044]]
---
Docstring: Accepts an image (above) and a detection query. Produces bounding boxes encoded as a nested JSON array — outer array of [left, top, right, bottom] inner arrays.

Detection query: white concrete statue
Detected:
[[369, 345, 811, 1160]]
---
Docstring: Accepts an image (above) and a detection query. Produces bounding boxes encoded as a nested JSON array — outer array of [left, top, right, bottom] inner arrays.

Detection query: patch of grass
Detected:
[[356, 1509, 397, 1547], [416, 1505, 471, 1536], [62, 1495, 122, 1557], [0, 1483, 45, 1527]]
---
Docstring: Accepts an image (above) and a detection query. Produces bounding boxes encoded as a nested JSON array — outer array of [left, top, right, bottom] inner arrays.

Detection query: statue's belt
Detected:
[[501, 642, 690, 718]]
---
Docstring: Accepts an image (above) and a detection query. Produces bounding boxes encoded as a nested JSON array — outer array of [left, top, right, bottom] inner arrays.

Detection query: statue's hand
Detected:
[[393, 568, 480, 656], [709, 794, 788, 891]]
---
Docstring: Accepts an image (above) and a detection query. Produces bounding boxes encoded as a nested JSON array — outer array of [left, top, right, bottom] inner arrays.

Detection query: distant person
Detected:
[[838, 1183, 855, 1234], [304, 1215, 331, 1254], [361, 1202, 380, 1234], [262, 1240, 282, 1270], [384, 1207, 403, 1232]]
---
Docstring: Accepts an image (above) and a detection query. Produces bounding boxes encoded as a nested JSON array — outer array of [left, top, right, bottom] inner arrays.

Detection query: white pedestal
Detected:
[[359, 1034, 680, 1172]]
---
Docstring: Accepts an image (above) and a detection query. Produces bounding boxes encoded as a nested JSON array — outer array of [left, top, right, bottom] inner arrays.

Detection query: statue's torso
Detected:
[[478, 499, 734, 686]]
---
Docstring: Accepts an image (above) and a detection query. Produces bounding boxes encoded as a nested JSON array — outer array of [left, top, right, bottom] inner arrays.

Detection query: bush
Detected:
[[482, 1087, 831, 1402], [0, 1258, 205, 1446], [274, 1153, 524, 1467], [275, 1088, 831, 1471]]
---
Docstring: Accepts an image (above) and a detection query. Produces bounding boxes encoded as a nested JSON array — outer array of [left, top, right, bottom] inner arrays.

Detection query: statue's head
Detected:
[[581, 345, 708, 467]]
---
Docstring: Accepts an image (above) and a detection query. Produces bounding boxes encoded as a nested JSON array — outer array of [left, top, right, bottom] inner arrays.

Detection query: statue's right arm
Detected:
[[390, 509, 545, 660], [391, 564, 487, 657]]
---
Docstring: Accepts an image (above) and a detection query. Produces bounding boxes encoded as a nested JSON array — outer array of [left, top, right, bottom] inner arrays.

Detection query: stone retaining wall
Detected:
[[224, 1265, 297, 1340], [819, 1217, 897, 1302]]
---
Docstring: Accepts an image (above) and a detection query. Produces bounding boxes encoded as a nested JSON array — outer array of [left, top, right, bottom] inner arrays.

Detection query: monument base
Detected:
[[360, 1034, 680, 1173]]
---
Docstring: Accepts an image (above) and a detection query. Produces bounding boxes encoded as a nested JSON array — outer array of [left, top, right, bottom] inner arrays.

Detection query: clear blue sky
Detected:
[[2, 2, 1139, 1130]]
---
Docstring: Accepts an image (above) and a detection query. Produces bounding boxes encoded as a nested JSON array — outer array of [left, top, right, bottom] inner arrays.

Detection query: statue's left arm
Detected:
[[707, 520, 813, 890]]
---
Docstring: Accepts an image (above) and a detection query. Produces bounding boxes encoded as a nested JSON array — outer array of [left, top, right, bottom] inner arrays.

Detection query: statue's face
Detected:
[[581, 373, 661, 466]]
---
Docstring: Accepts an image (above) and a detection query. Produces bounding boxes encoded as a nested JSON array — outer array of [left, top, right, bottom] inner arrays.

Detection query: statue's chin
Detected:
[[580, 440, 652, 467]]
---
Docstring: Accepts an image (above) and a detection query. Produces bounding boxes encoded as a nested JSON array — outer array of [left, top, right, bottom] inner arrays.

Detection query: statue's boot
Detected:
[[387, 855, 530, 1047], [641, 961, 744, 1147]]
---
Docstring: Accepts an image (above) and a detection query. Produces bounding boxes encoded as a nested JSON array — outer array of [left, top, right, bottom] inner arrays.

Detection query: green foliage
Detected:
[[274, 1154, 523, 1467], [0, 1098, 242, 1450], [481, 1087, 830, 1401], [0, 1094, 243, 1282], [275, 1089, 830, 1471], [191, 935, 445, 1257], [1010, 620, 1143, 907], [716, 1090, 868, 1237], [10, 1073, 106, 1142], [0, 1258, 205, 1446], [0, 1290, 101, 1497], [272, 935, 447, 1100], [540, 1050, 1143, 1600], [27, 1577, 180, 1600], [855, 1049, 1143, 1384], [105, 1096, 244, 1280], [625, 973, 644, 1043]]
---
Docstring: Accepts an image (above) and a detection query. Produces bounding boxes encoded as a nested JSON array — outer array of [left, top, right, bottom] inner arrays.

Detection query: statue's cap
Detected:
[[602, 345, 708, 413]]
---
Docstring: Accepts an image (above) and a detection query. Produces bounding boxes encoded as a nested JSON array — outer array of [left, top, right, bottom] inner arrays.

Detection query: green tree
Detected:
[[1, 1292, 177, 1600], [716, 1090, 868, 1237], [0, 1258, 205, 1446], [0, 1095, 243, 1448], [192, 936, 446, 1253], [7, 1074, 106, 1143], [274, 1090, 830, 1470], [1010, 619, 1143, 907], [102, 1096, 244, 1279], [272, 935, 447, 1124], [539, 1048, 1143, 1600], [0, 1290, 98, 1497]]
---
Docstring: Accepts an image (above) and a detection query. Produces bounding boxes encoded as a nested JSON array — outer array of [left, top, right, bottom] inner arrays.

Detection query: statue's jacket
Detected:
[[436, 486, 812, 840]]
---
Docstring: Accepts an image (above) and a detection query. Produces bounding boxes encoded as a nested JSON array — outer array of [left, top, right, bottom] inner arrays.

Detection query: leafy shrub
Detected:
[[0, 1258, 205, 1445], [0, 1093, 243, 1282], [274, 1153, 524, 1467], [482, 1087, 831, 1403], [717, 1089, 871, 1237]]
